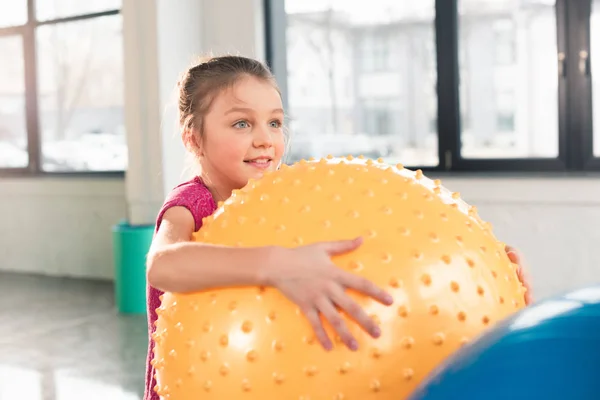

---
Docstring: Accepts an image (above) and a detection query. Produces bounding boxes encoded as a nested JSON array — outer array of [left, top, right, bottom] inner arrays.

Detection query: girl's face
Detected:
[[199, 76, 286, 200]]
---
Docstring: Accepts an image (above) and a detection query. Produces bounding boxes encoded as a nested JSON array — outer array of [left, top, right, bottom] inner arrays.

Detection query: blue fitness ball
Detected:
[[409, 285, 600, 400]]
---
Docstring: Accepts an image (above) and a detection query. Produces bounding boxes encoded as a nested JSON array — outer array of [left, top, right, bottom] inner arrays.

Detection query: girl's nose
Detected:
[[253, 125, 273, 147]]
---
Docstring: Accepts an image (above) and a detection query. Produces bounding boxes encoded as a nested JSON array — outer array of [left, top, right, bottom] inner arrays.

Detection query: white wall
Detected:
[[1, 0, 599, 301], [0, 177, 126, 280]]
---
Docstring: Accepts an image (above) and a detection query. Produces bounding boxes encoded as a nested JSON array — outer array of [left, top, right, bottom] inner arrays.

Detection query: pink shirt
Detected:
[[143, 177, 217, 400]]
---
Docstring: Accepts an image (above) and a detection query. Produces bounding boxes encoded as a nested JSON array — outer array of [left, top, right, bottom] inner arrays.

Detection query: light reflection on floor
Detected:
[[0, 272, 147, 400]]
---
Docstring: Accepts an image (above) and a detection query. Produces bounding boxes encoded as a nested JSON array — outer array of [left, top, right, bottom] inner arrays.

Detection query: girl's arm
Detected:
[[146, 205, 394, 351], [146, 206, 275, 293]]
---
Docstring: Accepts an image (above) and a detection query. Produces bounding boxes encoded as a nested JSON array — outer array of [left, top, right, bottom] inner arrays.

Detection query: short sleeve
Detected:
[[155, 178, 217, 232]]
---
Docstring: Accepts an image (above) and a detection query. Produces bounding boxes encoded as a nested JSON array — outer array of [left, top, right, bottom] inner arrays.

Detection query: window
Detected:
[[360, 31, 392, 72], [493, 19, 516, 66], [0, 36, 27, 168], [460, 0, 559, 160], [274, 0, 438, 166], [0, 1, 125, 175], [266, 0, 599, 172], [362, 99, 395, 136]]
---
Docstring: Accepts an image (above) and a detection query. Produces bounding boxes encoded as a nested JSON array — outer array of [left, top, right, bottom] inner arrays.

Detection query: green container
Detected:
[[112, 219, 155, 314]]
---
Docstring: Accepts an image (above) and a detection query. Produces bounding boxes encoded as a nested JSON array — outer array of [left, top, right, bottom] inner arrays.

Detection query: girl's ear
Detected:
[[184, 128, 204, 156]]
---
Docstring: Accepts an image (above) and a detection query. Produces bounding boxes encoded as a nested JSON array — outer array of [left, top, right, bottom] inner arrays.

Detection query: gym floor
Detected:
[[0, 272, 147, 400]]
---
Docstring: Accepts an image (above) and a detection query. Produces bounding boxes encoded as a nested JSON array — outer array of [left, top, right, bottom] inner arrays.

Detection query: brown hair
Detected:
[[178, 55, 281, 153]]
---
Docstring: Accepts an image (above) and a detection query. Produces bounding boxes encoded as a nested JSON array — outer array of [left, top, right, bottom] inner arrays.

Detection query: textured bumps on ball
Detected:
[[152, 155, 527, 400]]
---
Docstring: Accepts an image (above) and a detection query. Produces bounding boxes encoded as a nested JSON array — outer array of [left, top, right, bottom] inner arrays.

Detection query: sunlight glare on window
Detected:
[[36, 0, 121, 22], [0, 1, 27, 28], [0, 36, 28, 168], [36, 14, 127, 172]]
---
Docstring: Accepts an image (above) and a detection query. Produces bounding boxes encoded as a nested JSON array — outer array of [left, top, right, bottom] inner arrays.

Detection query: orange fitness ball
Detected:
[[153, 156, 527, 400]]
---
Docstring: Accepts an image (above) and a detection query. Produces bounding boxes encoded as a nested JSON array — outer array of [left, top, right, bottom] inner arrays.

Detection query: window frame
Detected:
[[264, 0, 598, 173], [0, 0, 123, 178]]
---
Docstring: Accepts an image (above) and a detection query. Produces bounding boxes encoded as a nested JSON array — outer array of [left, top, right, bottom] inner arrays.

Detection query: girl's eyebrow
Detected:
[[224, 107, 284, 115], [224, 107, 253, 115]]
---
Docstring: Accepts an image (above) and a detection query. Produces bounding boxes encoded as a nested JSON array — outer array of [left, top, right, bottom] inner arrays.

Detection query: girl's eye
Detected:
[[270, 119, 282, 128], [234, 120, 249, 129]]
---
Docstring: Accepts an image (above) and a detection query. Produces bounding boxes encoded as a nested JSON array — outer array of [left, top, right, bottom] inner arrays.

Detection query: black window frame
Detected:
[[0, 0, 122, 178], [265, 0, 598, 174]]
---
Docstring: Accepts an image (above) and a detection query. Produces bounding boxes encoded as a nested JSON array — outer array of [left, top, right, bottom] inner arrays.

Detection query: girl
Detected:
[[143, 55, 531, 400], [143, 55, 393, 400]]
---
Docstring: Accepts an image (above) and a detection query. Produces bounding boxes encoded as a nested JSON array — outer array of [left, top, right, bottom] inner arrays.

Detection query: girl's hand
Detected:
[[264, 237, 394, 352], [506, 245, 533, 305]]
